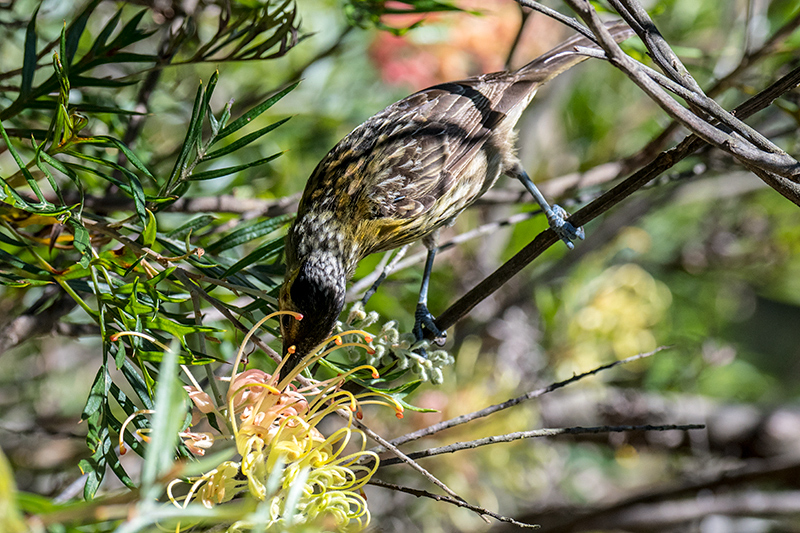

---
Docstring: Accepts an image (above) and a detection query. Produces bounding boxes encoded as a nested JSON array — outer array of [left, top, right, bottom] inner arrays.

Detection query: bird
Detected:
[[279, 22, 633, 376]]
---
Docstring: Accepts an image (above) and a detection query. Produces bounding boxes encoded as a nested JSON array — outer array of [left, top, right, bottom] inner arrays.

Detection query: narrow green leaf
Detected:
[[69, 75, 140, 88], [64, 0, 102, 66], [0, 121, 47, 205], [140, 345, 185, 501], [38, 150, 83, 195], [206, 213, 293, 254], [189, 152, 283, 181], [166, 214, 215, 239], [27, 100, 144, 114], [96, 135, 155, 179], [81, 365, 111, 421], [77, 455, 104, 500], [216, 82, 298, 141], [81, 52, 161, 66], [221, 238, 284, 277], [34, 151, 65, 205], [106, 446, 136, 489], [67, 218, 91, 268], [104, 10, 151, 50], [121, 359, 154, 409], [142, 209, 157, 247], [0, 248, 47, 276], [203, 117, 291, 162], [166, 82, 206, 189], [58, 24, 68, 81], [20, 5, 40, 96], [89, 8, 123, 55], [66, 152, 147, 223], [0, 231, 25, 247]]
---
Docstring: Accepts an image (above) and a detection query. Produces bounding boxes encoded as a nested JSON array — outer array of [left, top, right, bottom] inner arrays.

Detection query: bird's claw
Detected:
[[546, 204, 584, 249], [413, 303, 447, 350]]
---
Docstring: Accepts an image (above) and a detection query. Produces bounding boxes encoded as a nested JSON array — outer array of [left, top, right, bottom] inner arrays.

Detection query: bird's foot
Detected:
[[412, 303, 447, 352], [546, 204, 584, 250]]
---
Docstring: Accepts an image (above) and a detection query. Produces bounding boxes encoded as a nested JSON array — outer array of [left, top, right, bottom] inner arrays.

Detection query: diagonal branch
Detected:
[[378, 424, 705, 467], [434, 64, 800, 333], [368, 478, 539, 529]]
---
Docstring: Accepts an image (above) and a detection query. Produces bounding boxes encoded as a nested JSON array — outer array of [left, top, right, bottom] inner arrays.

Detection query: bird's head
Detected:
[[279, 251, 347, 377]]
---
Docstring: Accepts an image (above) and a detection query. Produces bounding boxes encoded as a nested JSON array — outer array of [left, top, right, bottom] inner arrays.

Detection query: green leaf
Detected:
[[145, 315, 216, 339], [166, 214, 216, 239], [140, 345, 186, 501], [165, 82, 207, 190], [80, 359, 112, 499], [221, 238, 284, 277], [203, 117, 291, 161], [106, 446, 136, 490], [0, 248, 47, 276], [64, 0, 102, 66], [142, 209, 157, 247], [0, 121, 47, 205], [109, 384, 149, 458], [82, 51, 160, 66], [67, 218, 91, 268], [27, 100, 144, 114], [96, 135, 155, 179], [0, 231, 25, 247], [216, 82, 298, 140], [89, 8, 123, 55], [189, 152, 283, 181], [38, 150, 83, 195], [121, 359, 155, 409], [81, 365, 111, 421], [20, 5, 40, 97], [104, 10, 152, 51], [206, 213, 293, 254], [66, 152, 148, 223], [70, 75, 140, 88]]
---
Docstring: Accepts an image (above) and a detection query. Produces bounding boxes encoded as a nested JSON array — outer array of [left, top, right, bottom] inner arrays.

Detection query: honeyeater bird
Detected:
[[279, 22, 633, 375]]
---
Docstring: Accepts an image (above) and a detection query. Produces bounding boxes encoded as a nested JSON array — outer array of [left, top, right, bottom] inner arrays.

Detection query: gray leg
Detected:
[[412, 246, 446, 343], [512, 166, 584, 249]]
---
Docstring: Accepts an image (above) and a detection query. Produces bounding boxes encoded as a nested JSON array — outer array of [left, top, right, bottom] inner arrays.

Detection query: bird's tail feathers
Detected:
[[513, 21, 634, 85]]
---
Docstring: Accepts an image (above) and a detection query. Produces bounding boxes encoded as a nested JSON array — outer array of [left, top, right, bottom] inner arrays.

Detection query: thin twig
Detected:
[[517, 0, 594, 41], [368, 478, 540, 529], [350, 416, 468, 503], [371, 348, 666, 453], [379, 424, 705, 467], [505, 5, 532, 70]]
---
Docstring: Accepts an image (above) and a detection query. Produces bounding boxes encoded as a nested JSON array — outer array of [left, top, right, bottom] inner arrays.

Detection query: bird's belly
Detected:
[[362, 147, 504, 254]]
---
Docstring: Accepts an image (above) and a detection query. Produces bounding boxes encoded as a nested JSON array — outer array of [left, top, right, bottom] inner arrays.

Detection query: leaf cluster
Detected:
[[0, 0, 301, 498]]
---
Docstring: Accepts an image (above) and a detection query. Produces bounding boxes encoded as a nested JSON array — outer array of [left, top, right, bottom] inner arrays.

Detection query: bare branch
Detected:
[[563, 0, 800, 179], [379, 424, 704, 467], [372, 348, 666, 453], [368, 478, 539, 529]]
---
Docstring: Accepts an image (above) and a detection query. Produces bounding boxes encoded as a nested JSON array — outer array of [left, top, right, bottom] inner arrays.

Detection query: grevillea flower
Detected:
[[163, 311, 403, 532]]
